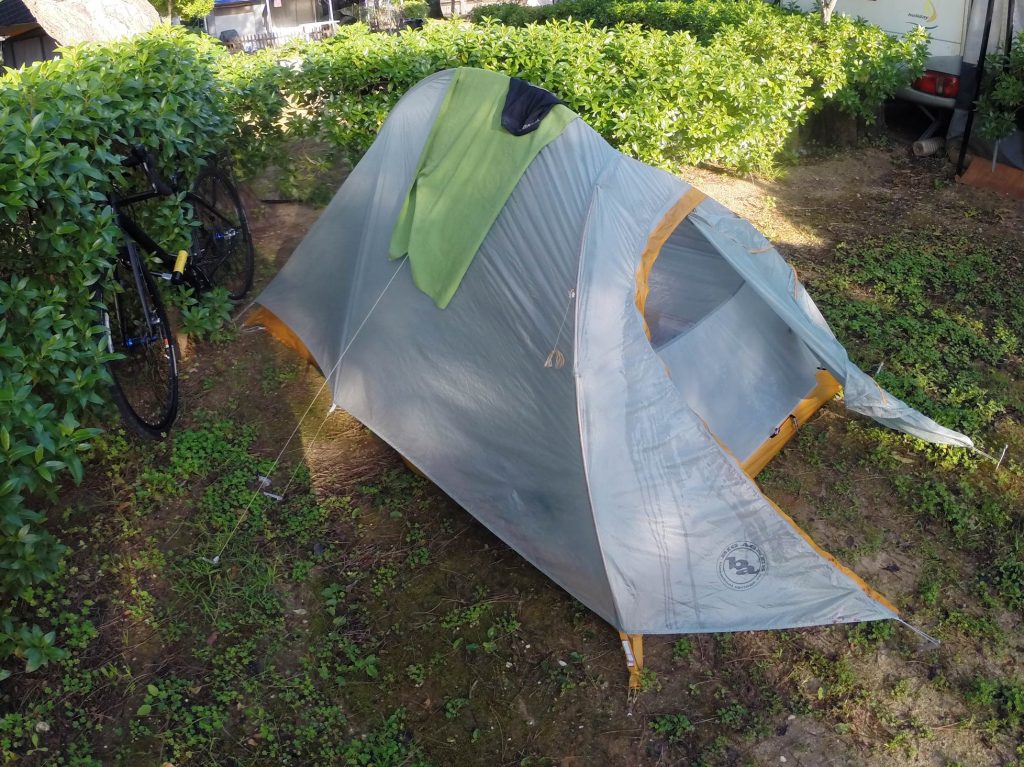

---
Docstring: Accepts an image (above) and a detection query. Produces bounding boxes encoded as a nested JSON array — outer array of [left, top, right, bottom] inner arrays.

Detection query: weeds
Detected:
[[649, 713, 695, 743], [847, 620, 895, 650], [672, 637, 694, 660], [811, 236, 1024, 614], [966, 677, 1024, 731]]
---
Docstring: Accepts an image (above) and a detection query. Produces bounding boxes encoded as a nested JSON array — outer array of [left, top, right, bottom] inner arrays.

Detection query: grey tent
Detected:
[[254, 69, 972, 684]]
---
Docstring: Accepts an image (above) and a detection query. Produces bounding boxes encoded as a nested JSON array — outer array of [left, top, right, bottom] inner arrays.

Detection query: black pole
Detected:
[[1006, 0, 1017, 54], [957, 0, 999, 176]]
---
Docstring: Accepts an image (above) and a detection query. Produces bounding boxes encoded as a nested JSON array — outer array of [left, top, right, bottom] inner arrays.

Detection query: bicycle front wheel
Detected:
[[102, 252, 179, 439], [189, 169, 255, 300]]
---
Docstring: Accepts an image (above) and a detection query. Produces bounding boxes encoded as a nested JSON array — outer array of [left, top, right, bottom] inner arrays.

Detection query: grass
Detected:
[[2, 149, 1024, 766], [804, 235, 1024, 615], [5, 420, 426, 765]]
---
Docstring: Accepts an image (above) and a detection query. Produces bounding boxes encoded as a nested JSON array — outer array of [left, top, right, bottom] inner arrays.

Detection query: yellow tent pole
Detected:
[[618, 632, 644, 689]]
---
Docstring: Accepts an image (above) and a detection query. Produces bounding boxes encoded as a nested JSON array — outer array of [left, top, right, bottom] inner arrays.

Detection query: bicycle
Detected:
[[101, 144, 255, 439]]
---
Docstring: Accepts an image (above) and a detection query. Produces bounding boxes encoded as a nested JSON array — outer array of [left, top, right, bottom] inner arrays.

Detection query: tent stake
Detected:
[[971, 443, 1010, 471], [995, 443, 1008, 471], [618, 632, 644, 691]]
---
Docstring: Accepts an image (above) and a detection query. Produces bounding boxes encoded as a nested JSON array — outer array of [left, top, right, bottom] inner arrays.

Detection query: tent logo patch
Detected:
[[718, 542, 767, 590]]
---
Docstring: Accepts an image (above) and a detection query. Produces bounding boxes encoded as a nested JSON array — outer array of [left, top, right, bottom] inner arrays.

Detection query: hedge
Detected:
[[218, 20, 810, 173], [0, 27, 231, 679], [469, 0, 929, 120], [216, 15, 925, 178], [1, 13, 928, 677], [471, 0, 776, 42]]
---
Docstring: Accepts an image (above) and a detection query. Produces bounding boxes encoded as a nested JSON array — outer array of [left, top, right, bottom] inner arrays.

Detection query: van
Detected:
[[788, 0, 1021, 111], [788, 0, 1023, 166]]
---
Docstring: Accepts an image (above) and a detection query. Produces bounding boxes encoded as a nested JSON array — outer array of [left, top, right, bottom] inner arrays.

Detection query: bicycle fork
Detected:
[[111, 245, 168, 353]]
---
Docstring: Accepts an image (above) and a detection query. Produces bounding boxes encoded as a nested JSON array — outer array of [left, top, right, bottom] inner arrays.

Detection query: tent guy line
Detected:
[[544, 288, 576, 370], [204, 255, 410, 566]]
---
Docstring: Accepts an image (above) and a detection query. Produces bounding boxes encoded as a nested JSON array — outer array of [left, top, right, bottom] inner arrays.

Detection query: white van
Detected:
[[787, 1, 1024, 166], [789, 0, 1022, 112]]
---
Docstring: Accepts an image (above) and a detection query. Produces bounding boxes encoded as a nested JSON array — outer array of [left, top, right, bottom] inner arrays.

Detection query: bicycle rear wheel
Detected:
[[102, 250, 179, 439], [189, 168, 255, 300]]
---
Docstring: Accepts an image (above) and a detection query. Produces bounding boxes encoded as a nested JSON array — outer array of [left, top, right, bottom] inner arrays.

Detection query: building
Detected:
[[0, 0, 55, 68]]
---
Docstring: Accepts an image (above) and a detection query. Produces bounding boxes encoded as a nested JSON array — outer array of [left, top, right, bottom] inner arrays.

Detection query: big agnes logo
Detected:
[[717, 542, 768, 591]]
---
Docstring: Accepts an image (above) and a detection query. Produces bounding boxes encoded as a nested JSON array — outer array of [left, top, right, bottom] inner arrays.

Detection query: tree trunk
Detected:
[[821, 0, 838, 25], [427, 0, 443, 17]]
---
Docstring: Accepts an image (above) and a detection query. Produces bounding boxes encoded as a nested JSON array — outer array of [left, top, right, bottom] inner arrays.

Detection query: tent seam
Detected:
[[572, 153, 628, 632]]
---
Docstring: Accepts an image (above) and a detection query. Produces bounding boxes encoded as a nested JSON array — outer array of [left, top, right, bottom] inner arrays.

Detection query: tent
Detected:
[[253, 68, 972, 685]]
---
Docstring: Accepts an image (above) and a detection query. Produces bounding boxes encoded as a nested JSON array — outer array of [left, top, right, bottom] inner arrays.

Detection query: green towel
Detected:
[[389, 68, 576, 309]]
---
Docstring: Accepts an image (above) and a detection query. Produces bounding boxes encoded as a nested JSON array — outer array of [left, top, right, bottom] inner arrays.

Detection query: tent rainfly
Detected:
[[252, 68, 973, 687]]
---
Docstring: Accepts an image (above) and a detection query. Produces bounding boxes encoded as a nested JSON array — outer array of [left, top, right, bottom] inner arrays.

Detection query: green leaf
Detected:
[[67, 454, 84, 485], [24, 648, 44, 673]]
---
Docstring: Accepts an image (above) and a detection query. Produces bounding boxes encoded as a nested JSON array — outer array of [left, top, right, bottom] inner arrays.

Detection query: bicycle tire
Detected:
[[188, 168, 255, 300], [102, 250, 179, 439]]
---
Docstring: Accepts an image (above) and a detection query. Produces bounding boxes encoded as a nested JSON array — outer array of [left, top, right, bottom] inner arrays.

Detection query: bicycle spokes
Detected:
[[189, 169, 254, 300], [103, 255, 178, 438]]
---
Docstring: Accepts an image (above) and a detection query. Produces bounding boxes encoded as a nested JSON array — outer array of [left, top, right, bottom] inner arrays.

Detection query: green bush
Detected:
[[219, 18, 845, 174], [977, 31, 1024, 141], [217, 14, 925, 179], [0, 27, 231, 679], [470, 0, 928, 119], [403, 1, 431, 19], [470, 0, 763, 42]]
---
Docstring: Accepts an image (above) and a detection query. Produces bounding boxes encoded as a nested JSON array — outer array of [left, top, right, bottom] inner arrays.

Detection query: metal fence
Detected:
[[220, 0, 499, 52], [222, 23, 339, 53]]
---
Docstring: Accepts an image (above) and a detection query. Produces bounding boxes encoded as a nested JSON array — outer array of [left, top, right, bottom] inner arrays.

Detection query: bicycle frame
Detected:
[[113, 189, 175, 271], [110, 241, 164, 347], [112, 186, 240, 293]]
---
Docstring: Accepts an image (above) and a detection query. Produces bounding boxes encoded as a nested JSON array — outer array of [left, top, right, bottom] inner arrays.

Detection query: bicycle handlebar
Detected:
[[122, 144, 173, 196]]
